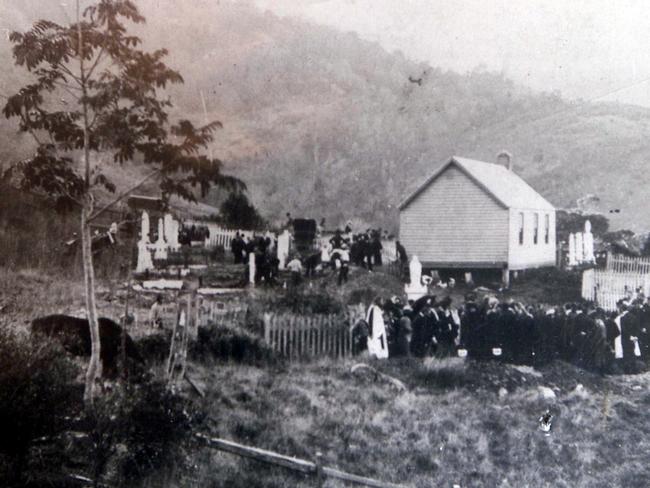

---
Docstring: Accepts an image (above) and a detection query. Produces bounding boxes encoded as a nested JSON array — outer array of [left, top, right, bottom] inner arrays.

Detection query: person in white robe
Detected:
[[366, 299, 389, 359]]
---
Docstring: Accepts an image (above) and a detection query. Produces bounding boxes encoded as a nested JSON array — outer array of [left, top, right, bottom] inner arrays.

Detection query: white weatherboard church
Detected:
[[398, 153, 556, 285]]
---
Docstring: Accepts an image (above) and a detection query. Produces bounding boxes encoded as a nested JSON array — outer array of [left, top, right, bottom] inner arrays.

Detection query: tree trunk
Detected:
[[81, 205, 102, 405]]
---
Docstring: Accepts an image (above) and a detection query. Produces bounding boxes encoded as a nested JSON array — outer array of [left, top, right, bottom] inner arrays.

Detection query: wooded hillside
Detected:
[[2, 1, 649, 232]]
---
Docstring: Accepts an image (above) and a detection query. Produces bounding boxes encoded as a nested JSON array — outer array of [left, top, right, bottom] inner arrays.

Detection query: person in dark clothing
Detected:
[[349, 236, 359, 265], [361, 235, 373, 271], [512, 304, 536, 365], [231, 232, 242, 264], [434, 296, 458, 357], [394, 316, 413, 357], [371, 231, 383, 267], [409, 296, 436, 357], [460, 297, 483, 356], [639, 301, 650, 361], [573, 304, 595, 368], [396, 240, 408, 264], [337, 247, 350, 286], [330, 230, 344, 250], [621, 303, 643, 372], [305, 252, 321, 278]]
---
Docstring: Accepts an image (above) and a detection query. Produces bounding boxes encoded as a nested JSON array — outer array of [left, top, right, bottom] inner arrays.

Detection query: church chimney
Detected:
[[497, 150, 513, 171]]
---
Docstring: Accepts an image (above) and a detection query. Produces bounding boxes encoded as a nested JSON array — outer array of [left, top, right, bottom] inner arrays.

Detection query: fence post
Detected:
[[280, 315, 286, 357], [314, 452, 325, 487], [263, 313, 271, 345]]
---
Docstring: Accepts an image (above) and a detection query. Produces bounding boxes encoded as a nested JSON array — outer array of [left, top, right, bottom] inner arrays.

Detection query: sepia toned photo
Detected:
[[1, 1, 649, 487]]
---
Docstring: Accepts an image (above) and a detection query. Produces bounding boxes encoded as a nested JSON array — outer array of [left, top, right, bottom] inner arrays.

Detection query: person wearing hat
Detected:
[[621, 299, 644, 372], [460, 295, 482, 358], [435, 296, 458, 357], [337, 244, 350, 286], [329, 229, 344, 250], [286, 255, 303, 288], [612, 299, 635, 372], [394, 315, 413, 357], [410, 296, 435, 357]]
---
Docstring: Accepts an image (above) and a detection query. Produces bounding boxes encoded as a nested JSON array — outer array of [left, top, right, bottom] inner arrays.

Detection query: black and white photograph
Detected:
[[1, 1, 650, 486]]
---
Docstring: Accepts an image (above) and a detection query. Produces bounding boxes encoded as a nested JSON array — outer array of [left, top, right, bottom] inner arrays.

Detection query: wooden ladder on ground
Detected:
[[166, 294, 193, 390]]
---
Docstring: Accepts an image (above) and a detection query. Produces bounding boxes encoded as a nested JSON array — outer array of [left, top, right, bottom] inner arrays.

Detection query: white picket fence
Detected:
[[582, 268, 650, 311], [183, 221, 271, 249], [606, 253, 650, 274]]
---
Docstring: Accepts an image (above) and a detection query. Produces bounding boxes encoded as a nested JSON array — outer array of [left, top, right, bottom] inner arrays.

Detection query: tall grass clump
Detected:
[[191, 325, 276, 365], [0, 325, 80, 487]]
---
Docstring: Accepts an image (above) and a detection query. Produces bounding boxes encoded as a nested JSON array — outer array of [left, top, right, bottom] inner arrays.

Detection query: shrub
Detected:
[[0, 326, 80, 487], [116, 381, 197, 485], [191, 325, 275, 365], [277, 289, 344, 315], [76, 380, 200, 488], [347, 287, 376, 305], [136, 331, 172, 364]]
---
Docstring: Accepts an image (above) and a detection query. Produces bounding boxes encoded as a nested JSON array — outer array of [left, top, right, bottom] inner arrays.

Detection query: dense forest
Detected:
[[3, 1, 650, 232]]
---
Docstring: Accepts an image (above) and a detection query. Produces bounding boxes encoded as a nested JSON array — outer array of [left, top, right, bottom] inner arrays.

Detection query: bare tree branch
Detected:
[[85, 46, 105, 80], [53, 62, 82, 87], [87, 168, 161, 223]]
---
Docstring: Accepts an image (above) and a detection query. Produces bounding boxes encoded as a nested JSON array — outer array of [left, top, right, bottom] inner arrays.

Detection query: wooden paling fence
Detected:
[[263, 307, 365, 360], [198, 303, 248, 328], [606, 253, 650, 274], [582, 268, 650, 311]]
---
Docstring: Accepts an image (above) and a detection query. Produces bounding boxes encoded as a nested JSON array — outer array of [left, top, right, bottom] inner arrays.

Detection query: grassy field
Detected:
[[2, 265, 649, 487], [185, 357, 650, 488]]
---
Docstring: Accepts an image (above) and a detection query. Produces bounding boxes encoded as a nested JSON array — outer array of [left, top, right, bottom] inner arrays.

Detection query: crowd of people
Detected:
[[230, 223, 397, 287], [230, 232, 280, 285], [359, 293, 650, 375], [178, 224, 210, 246]]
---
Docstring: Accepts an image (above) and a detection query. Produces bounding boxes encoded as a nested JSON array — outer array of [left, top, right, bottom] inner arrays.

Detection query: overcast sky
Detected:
[[254, 0, 650, 107]]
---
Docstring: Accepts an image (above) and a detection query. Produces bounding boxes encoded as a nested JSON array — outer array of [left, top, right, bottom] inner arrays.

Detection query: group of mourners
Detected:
[[230, 232, 281, 285], [178, 224, 210, 246], [359, 293, 650, 374], [236, 223, 398, 288], [302, 226, 396, 286]]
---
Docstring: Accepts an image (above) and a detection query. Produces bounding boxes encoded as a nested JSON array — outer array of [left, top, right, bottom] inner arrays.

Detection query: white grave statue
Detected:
[[164, 213, 180, 251], [170, 218, 180, 250], [320, 243, 331, 264], [575, 232, 584, 264], [404, 255, 427, 301], [153, 218, 168, 260], [583, 220, 595, 263], [141, 211, 151, 244], [249, 252, 256, 286], [136, 239, 154, 272], [277, 230, 290, 270], [568, 233, 577, 266]]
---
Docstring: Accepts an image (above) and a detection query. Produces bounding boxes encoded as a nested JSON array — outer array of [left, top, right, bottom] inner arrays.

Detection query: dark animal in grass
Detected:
[[31, 314, 144, 378]]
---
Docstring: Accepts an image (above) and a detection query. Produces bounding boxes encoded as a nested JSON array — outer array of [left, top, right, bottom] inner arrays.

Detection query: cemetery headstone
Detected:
[[404, 255, 427, 301], [154, 218, 168, 260], [277, 230, 290, 270], [141, 210, 151, 243]]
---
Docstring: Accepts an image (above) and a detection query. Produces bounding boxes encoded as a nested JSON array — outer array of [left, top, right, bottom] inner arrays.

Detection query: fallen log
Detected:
[[196, 433, 409, 488]]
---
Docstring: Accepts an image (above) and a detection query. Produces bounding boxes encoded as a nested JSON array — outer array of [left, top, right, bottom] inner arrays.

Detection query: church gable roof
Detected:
[[398, 156, 555, 211]]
